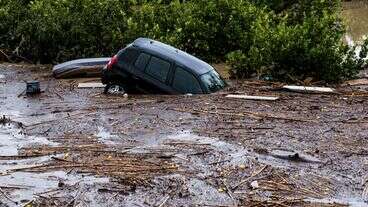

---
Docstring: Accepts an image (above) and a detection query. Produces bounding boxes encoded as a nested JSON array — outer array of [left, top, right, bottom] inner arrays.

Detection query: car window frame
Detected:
[[144, 55, 172, 85], [171, 65, 203, 94]]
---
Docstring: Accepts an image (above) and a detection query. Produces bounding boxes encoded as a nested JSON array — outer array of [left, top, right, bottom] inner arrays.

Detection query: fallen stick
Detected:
[[22, 200, 34, 207], [226, 94, 279, 101], [78, 82, 105, 88], [209, 158, 232, 165], [25, 111, 92, 128], [0, 49, 11, 62], [51, 156, 72, 162], [10, 163, 177, 173], [0, 154, 46, 160], [282, 85, 335, 93], [157, 195, 170, 207], [173, 108, 315, 123], [232, 165, 268, 190], [11, 53, 32, 64], [17, 89, 26, 97], [0, 185, 29, 190], [0, 187, 17, 204], [222, 179, 235, 201], [187, 150, 210, 156]]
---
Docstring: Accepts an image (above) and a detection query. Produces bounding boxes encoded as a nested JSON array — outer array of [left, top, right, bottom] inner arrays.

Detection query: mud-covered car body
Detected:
[[102, 38, 226, 94], [53, 58, 110, 79]]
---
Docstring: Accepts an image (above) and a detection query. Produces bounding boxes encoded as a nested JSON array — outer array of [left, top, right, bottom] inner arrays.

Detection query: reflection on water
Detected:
[[343, 1, 368, 42]]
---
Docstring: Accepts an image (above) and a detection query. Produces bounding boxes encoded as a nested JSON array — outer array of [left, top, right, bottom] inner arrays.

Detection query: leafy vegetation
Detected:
[[0, 0, 367, 82]]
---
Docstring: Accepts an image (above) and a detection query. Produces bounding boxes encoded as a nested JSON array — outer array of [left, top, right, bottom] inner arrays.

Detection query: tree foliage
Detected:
[[0, 0, 367, 82]]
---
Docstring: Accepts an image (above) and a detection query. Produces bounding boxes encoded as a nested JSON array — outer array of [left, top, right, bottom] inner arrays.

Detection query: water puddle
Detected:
[[96, 126, 119, 145], [0, 123, 109, 206], [0, 154, 55, 173], [99, 129, 322, 170], [270, 149, 321, 163], [165, 131, 322, 169], [0, 123, 57, 156], [0, 171, 109, 205], [187, 178, 235, 206], [166, 131, 249, 164]]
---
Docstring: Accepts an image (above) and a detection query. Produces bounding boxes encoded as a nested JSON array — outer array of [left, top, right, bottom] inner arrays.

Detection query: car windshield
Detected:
[[200, 70, 226, 93]]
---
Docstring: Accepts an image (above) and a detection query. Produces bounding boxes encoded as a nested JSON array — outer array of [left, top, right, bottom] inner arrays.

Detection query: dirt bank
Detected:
[[0, 64, 368, 206]]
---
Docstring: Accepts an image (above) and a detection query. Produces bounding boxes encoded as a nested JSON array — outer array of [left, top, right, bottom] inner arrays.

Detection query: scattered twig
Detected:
[[172, 108, 316, 123], [0, 49, 11, 62], [17, 89, 26, 98], [157, 195, 170, 207], [22, 200, 34, 207], [232, 165, 268, 190], [0, 187, 17, 204]]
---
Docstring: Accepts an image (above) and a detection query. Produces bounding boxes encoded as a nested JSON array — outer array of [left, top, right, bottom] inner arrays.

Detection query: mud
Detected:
[[1, 63, 368, 206]]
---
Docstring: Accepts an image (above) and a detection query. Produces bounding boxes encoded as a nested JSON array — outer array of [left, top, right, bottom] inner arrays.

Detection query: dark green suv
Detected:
[[102, 38, 227, 94]]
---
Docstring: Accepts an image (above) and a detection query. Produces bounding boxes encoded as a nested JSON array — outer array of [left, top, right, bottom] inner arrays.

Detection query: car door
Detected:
[[131, 52, 176, 94]]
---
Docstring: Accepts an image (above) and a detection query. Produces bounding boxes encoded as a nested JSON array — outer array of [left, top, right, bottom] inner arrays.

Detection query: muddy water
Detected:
[[0, 123, 109, 206], [0, 124, 57, 156], [343, 1, 368, 42]]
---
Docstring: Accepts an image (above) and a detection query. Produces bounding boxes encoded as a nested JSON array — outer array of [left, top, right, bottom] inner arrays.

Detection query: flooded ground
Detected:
[[0, 4, 367, 206], [1, 64, 368, 206]]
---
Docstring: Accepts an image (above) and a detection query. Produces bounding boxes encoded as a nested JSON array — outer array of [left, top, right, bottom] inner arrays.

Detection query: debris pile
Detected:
[[0, 115, 10, 125], [1, 65, 368, 206], [9, 139, 178, 186]]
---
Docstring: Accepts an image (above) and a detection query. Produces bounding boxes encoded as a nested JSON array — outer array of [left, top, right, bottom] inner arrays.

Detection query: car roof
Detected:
[[132, 38, 213, 75]]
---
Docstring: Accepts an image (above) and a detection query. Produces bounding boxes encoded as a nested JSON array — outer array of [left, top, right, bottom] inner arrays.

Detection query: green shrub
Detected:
[[226, 0, 368, 82], [1, 0, 134, 63], [0, 0, 367, 82]]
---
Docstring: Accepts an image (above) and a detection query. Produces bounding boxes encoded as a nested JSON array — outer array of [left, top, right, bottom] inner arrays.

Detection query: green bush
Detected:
[[226, 0, 368, 82], [127, 0, 265, 61], [12, 0, 134, 63], [0, 0, 367, 82]]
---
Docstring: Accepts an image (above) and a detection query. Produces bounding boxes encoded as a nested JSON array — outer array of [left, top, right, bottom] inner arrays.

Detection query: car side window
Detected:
[[118, 48, 139, 64], [134, 53, 150, 71], [172, 66, 202, 94], [146, 56, 170, 83]]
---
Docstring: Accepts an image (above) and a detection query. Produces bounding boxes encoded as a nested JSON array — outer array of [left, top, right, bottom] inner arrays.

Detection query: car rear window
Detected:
[[134, 53, 150, 71], [146, 56, 170, 83], [173, 67, 202, 94], [118, 47, 139, 64]]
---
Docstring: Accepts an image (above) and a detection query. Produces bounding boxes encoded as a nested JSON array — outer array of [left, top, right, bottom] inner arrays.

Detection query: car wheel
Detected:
[[104, 84, 126, 95]]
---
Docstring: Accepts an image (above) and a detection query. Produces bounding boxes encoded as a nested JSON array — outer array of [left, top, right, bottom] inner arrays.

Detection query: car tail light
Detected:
[[107, 55, 118, 70]]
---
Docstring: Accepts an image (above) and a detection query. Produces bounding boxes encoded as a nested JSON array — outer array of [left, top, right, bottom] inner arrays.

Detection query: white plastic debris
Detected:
[[250, 181, 259, 189], [78, 82, 105, 88], [226, 94, 279, 101], [282, 85, 335, 93]]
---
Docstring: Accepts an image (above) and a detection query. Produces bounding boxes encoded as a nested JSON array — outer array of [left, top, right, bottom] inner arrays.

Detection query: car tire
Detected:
[[104, 84, 126, 95]]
